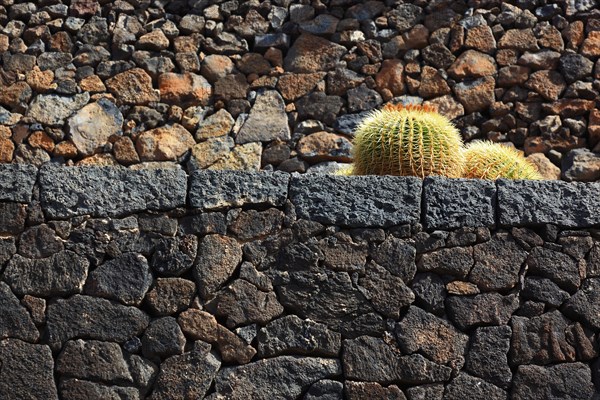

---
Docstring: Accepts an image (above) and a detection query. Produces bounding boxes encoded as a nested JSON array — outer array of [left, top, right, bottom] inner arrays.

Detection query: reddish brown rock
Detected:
[[581, 31, 600, 57], [283, 34, 347, 73], [276, 73, 325, 101], [453, 76, 495, 114], [113, 136, 140, 165], [158, 72, 211, 106], [424, 95, 465, 120], [0, 35, 8, 53], [524, 70, 566, 101], [76, 153, 119, 166], [106, 68, 159, 105], [588, 108, 600, 148], [497, 65, 530, 87], [79, 75, 106, 93], [536, 25, 564, 51], [70, 0, 100, 17], [237, 53, 271, 76], [395, 24, 430, 50], [53, 141, 78, 159], [0, 82, 32, 110], [0, 139, 14, 162], [296, 131, 352, 163], [138, 30, 170, 51], [465, 25, 496, 54], [201, 55, 235, 83], [27, 131, 55, 153], [213, 73, 249, 102], [418, 66, 451, 99], [447, 50, 497, 80], [195, 109, 235, 140], [25, 65, 57, 93], [67, 99, 123, 156], [526, 153, 560, 180], [543, 99, 595, 117], [375, 59, 405, 97], [495, 49, 518, 66], [563, 21, 584, 50], [136, 124, 195, 161], [498, 29, 539, 51]]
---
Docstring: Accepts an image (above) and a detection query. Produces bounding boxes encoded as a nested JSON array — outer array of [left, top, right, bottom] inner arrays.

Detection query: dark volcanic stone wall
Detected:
[[0, 0, 600, 180], [1, 164, 600, 399]]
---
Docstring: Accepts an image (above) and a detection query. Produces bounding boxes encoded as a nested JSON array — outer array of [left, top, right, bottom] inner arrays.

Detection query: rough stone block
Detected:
[[290, 175, 421, 228], [498, 179, 600, 228], [0, 164, 37, 202], [189, 170, 289, 210], [424, 177, 496, 230], [39, 165, 187, 218]]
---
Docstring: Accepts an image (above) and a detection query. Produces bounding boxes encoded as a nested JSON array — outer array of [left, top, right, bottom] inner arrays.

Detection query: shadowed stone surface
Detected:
[[424, 177, 496, 230], [0, 339, 58, 400], [512, 363, 595, 400], [0, 164, 37, 202], [0, 281, 39, 342], [40, 165, 187, 218], [4, 250, 89, 297], [189, 170, 289, 209], [465, 326, 512, 389], [290, 175, 421, 228], [343, 336, 452, 384], [498, 179, 600, 227], [212, 356, 341, 399], [46, 295, 150, 349], [444, 373, 507, 400], [59, 380, 139, 400], [257, 315, 341, 358]]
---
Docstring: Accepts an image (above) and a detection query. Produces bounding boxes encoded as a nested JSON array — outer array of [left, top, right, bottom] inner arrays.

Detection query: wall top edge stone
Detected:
[[1, 165, 599, 229]]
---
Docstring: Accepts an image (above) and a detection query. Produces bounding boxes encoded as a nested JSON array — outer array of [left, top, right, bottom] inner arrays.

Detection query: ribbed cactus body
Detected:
[[352, 104, 465, 178], [464, 141, 542, 180]]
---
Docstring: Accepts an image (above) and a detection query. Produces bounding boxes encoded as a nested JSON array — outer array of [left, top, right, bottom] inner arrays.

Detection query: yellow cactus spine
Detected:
[[351, 103, 465, 178], [463, 140, 543, 180]]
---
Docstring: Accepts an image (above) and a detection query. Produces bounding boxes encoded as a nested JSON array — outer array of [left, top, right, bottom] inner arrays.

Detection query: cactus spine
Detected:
[[463, 140, 542, 180], [352, 104, 465, 178]]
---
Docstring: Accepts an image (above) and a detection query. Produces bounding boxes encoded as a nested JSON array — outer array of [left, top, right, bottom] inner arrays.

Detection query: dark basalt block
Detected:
[[0, 164, 37, 202]]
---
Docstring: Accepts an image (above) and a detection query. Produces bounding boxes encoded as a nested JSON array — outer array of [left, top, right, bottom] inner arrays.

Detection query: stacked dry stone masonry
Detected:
[[1, 164, 600, 399], [0, 0, 600, 180]]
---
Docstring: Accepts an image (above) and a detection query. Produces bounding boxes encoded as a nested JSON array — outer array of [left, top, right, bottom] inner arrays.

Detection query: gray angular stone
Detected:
[[257, 315, 341, 358], [396, 306, 468, 370], [444, 373, 507, 400], [40, 165, 187, 218], [304, 379, 344, 400], [213, 356, 341, 399], [214, 279, 284, 328], [0, 339, 58, 400], [498, 179, 600, 228], [512, 363, 595, 400], [284, 34, 346, 73], [290, 175, 421, 228], [342, 336, 452, 384], [0, 164, 37, 202], [144, 278, 196, 316], [0, 203, 27, 235], [150, 343, 220, 400], [371, 236, 417, 282], [412, 273, 446, 316], [347, 84, 383, 113], [189, 170, 289, 210], [4, 250, 89, 297], [526, 246, 580, 292], [446, 293, 519, 331], [387, 4, 424, 32], [46, 295, 150, 349], [296, 92, 344, 126], [510, 311, 576, 365], [26, 93, 90, 126], [423, 177, 496, 230], [346, 381, 408, 400], [57, 339, 132, 383], [358, 261, 415, 319], [194, 234, 242, 299], [563, 277, 600, 330], [0, 281, 39, 342], [68, 98, 124, 156], [85, 253, 152, 306], [18, 223, 64, 259], [59, 379, 140, 400], [0, 237, 16, 267], [333, 111, 370, 136], [465, 326, 513, 389], [142, 317, 186, 360], [418, 246, 474, 278], [562, 149, 600, 182], [405, 384, 443, 400], [470, 232, 528, 291], [559, 54, 594, 83], [151, 235, 198, 277], [236, 90, 290, 144], [522, 276, 571, 307]]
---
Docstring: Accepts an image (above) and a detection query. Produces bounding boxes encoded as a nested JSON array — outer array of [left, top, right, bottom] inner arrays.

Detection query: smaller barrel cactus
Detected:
[[463, 140, 542, 180], [352, 103, 465, 178]]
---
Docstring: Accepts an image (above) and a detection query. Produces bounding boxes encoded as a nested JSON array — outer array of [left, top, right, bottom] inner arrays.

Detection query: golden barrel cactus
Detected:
[[463, 140, 542, 180], [352, 104, 465, 178]]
